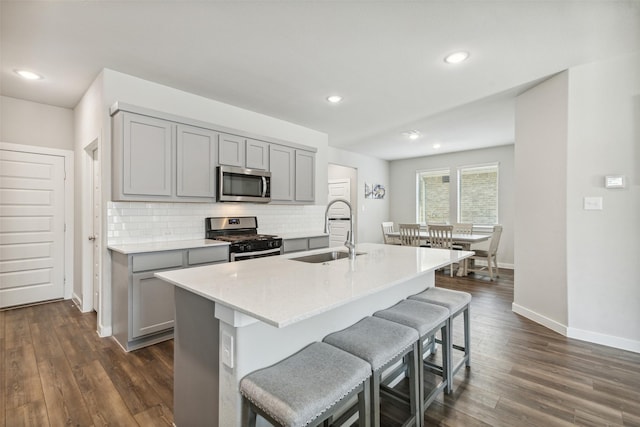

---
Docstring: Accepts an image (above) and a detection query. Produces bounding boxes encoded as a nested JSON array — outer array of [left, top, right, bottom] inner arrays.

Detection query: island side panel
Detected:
[[174, 286, 220, 427], [218, 271, 434, 426]]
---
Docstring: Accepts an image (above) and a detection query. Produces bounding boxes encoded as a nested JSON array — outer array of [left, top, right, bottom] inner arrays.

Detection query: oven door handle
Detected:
[[230, 247, 281, 261]]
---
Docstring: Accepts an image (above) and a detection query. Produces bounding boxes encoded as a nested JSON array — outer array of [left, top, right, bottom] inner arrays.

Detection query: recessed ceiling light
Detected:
[[326, 95, 343, 104], [15, 69, 43, 80], [402, 130, 421, 140], [444, 51, 469, 64], [433, 143, 441, 149]]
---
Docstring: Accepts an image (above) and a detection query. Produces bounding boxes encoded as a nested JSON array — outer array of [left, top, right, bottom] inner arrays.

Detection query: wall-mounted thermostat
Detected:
[[605, 175, 625, 189]]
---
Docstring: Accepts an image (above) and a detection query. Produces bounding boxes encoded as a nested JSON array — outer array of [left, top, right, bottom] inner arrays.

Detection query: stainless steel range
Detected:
[[205, 216, 282, 262]]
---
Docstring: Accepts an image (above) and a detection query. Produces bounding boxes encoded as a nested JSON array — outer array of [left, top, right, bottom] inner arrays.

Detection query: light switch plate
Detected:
[[584, 196, 603, 210], [222, 331, 234, 368]]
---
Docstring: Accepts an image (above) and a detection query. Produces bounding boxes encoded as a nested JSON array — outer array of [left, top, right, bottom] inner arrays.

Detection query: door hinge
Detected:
[[64, 223, 67, 232]]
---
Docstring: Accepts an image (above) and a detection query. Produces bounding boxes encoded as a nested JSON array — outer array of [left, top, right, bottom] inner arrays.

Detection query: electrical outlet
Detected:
[[222, 331, 234, 368]]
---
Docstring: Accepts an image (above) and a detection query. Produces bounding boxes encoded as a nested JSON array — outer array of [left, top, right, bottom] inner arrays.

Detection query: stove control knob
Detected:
[[245, 244, 253, 252]]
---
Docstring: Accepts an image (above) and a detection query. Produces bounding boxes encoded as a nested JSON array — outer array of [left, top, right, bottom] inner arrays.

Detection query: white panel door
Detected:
[[0, 149, 65, 308], [327, 179, 351, 247]]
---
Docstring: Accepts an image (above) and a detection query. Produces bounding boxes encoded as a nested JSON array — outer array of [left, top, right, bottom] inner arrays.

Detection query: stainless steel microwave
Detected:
[[217, 165, 271, 203]]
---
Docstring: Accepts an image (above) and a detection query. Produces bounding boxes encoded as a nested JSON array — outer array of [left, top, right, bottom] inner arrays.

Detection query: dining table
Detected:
[[384, 230, 490, 276]]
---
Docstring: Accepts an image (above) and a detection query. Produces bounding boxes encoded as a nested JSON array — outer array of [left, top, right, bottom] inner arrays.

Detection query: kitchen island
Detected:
[[155, 243, 473, 427]]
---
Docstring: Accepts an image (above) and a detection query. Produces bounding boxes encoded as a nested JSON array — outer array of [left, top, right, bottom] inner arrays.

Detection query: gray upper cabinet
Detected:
[[218, 133, 245, 167], [245, 139, 269, 170], [176, 125, 217, 198], [121, 113, 173, 197], [269, 145, 295, 201], [111, 104, 315, 204], [295, 150, 315, 202], [269, 144, 316, 203], [219, 135, 269, 170], [112, 111, 216, 202]]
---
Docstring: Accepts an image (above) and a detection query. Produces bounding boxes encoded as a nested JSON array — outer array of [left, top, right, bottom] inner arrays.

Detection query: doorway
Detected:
[[0, 146, 69, 308], [328, 164, 358, 247], [82, 139, 101, 316]]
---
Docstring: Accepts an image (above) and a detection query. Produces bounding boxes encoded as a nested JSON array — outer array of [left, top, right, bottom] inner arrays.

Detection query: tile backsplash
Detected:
[[107, 202, 326, 245]]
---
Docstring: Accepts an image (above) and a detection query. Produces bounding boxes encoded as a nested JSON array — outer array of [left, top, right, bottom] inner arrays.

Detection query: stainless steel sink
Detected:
[[290, 251, 366, 264]]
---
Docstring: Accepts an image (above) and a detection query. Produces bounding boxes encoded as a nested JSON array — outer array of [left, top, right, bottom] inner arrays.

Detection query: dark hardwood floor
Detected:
[[2, 269, 639, 426]]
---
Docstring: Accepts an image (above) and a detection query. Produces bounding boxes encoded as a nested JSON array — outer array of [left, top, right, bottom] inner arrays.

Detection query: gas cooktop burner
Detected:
[[204, 216, 282, 261], [215, 234, 277, 243]]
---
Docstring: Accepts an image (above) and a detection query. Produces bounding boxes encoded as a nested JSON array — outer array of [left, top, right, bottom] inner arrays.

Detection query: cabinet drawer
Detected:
[[132, 251, 183, 273], [308, 236, 329, 249], [283, 238, 308, 253], [187, 246, 229, 265]]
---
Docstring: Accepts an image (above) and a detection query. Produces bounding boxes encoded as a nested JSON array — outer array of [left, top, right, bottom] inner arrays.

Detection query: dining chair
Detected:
[[381, 222, 400, 245], [428, 224, 455, 276], [398, 223, 421, 247], [452, 223, 473, 250], [467, 225, 503, 280], [452, 223, 473, 235]]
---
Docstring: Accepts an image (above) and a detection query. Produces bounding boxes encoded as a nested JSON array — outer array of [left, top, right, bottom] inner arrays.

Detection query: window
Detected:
[[458, 164, 498, 225], [417, 169, 450, 224]]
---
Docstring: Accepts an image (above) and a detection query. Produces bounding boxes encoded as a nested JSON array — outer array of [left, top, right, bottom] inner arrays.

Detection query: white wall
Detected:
[[514, 53, 640, 353], [513, 72, 569, 329], [1, 96, 74, 150], [388, 145, 515, 267], [328, 147, 390, 244], [565, 53, 640, 351]]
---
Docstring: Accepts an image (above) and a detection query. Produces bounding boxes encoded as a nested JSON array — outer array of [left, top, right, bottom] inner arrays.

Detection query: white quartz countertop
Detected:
[[107, 239, 229, 254], [155, 243, 473, 328]]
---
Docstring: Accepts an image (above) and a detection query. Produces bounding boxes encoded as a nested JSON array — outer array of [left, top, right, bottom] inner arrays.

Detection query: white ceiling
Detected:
[[2, 1, 639, 160]]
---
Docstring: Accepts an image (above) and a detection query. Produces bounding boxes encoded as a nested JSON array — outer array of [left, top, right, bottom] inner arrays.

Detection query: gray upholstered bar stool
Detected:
[[409, 287, 471, 392], [373, 300, 450, 419], [323, 316, 421, 427], [240, 342, 371, 427]]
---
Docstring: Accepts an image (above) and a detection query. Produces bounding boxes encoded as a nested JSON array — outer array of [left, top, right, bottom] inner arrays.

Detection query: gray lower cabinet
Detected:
[[282, 235, 330, 254], [111, 245, 228, 351]]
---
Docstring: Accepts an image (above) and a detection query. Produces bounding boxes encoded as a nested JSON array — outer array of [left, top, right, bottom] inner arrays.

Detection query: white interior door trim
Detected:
[[0, 142, 74, 302], [82, 139, 100, 315]]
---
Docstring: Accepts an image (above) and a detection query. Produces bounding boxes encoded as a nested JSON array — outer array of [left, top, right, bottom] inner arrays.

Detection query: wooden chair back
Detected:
[[398, 223, 421, 247], [381, 222, 398, 244], [428, 224, 453, 249], [453, 223, 473, 235]]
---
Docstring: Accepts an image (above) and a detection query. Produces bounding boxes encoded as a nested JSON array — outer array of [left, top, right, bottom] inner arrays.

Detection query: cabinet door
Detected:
[[245, 139, 269, 170], [218, 133, 245, 167], [176, 125, 217, 198], [269, 145, 295, 201], [295, 150, 315, 202], [122, 113, 174, 197], [131, 271, 175, 338]]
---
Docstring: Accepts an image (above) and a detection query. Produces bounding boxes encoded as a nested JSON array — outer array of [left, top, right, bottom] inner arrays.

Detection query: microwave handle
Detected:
[[261, 176, 267, 197]]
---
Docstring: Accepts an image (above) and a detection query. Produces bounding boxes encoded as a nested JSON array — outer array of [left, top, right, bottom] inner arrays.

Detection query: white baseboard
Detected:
[[512, 303, 640, 354], [97, 324, 112, 338], [567, 327, 640, 354], [511, 303, 568, 336]]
